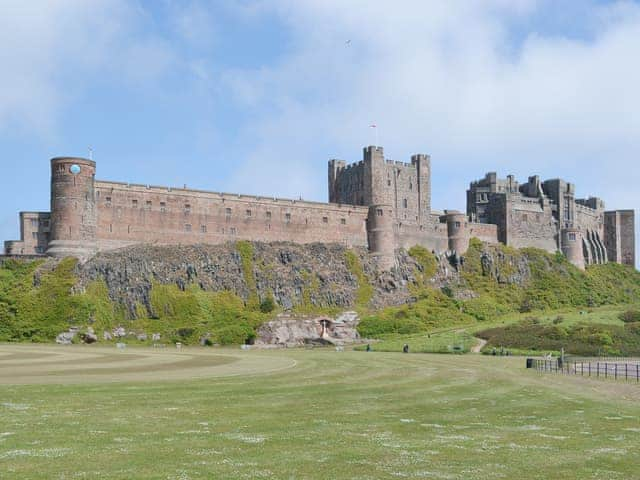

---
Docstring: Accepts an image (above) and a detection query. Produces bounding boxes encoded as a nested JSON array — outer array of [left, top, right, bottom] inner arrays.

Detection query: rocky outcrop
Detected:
[[76, 242, 440, 318], [256, 311, 360, 347], [70, 240, 543, 319]]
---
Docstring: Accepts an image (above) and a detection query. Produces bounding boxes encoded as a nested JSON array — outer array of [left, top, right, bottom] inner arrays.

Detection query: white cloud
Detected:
[[0, 0, 179, 136], [221, 0, 639, 266]]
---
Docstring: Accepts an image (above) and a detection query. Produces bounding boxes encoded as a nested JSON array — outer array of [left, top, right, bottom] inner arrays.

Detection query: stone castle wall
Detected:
[[94, 181, 369, 251], [506, 197, 558, 251], [3, 212, 50, 255]]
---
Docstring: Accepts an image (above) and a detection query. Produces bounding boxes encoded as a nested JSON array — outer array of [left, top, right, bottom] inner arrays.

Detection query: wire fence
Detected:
[[528, 357, 640, 382]]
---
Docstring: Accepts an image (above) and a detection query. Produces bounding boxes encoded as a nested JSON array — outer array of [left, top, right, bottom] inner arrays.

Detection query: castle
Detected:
[[3, 146, 635, 270]]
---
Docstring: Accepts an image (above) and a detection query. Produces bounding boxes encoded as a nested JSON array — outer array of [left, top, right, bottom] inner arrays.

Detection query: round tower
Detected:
[[445, 210, 469, 254], [367, 204, 395, 271], [46, 157, 97, 260], [561, 227, 585, 270]]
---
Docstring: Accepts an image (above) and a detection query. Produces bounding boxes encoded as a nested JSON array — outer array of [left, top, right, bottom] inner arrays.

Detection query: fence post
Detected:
[[615, 363, 617, 380]]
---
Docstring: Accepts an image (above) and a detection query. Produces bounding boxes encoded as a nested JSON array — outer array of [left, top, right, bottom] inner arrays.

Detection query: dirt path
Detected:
[[471, 337, 487, 353]]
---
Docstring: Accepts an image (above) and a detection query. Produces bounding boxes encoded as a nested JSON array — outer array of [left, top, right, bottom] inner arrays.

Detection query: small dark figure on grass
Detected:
[[403, 344, 409, 354], [366, 344, 371, 352]]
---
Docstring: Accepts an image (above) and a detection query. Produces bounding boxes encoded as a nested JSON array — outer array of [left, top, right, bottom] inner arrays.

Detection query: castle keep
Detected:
[[4, 146, 635, 270]]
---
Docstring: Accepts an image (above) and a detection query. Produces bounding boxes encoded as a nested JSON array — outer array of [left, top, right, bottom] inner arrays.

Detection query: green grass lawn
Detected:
[[358, 305, 638, 357], [1, 346, 639, 479], [355, 330, 477, 353]]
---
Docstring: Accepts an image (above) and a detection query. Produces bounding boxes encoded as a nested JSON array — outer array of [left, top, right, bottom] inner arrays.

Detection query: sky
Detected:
[[0, 0, 638, 267]]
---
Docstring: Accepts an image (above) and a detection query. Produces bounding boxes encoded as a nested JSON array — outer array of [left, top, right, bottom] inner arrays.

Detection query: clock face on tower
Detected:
[[70, 164, 81, 175]]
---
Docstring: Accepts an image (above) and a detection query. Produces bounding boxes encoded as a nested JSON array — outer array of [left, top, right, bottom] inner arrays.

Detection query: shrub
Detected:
[[478, 320, 640, 356], [259, 297, 276, 313], [344, 250, 374, 309], [408, 245, 438, 279], [619, 310, 640, 323]]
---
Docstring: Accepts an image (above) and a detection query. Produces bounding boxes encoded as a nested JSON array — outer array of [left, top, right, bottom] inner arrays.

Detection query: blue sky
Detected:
[[0, 0, 638, 267]]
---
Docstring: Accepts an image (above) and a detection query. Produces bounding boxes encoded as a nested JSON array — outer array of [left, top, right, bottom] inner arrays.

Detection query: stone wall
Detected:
[[468, 222, 499, 244], [506, 196, 558, 251], [94, 181, 369, 251], [605, 210, 636, 267], [3, 212, 50, 255]]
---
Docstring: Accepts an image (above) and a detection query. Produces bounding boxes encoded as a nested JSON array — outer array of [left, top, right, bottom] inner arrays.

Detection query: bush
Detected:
[[344, 250, 373, 308], [408, 245, 438, 279], [477, 320, 640, 356], [259, 297, 276, 313], [619, 310, 640, 323]]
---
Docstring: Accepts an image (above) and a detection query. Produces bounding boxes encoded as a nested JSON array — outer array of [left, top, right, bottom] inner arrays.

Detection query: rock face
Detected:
[[56, 331, 76, 345], [76, 242, 442, 318], [72, 240, 543, 320], [256, 311, 360, 347]]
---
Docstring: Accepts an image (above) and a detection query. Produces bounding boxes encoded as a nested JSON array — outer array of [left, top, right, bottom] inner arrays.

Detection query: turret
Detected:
[[445, 210, 469, 254], [367, 204, 395, 271], [46, 157, 97, 260], [561, 227, 585, 270]]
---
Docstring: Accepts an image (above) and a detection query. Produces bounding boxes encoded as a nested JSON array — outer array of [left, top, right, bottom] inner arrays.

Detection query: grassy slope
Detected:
[[0, 255, 271, 345], [360, 242, 640, 354], [1, 347, 639, 479], [1, 240, 639, 348]]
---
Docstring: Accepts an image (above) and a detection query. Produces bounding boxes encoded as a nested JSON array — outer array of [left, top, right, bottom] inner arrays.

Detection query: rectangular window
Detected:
[[340, 218, 346, 225], [403, 199, 408, 208], [230, 227, 237, 235], [201, 225, 207, 233], [30, 219, 38, 228], [42, 220, 50, 228], [322, 217, 328, 224], [522, 214, 528, 222], [185, 224, 192, 232], [132, 199, 138, 208], [184, 204, 191, 214], [376, 209, 383, 217], [146, 200, 152, 210], [285, 213, 291, 223], [106, 197, 112, 207], [32, 232, 37, 239], [455, 222, 461, 228], [225, 207, 232, 216], [246, 210, 252, 217], [109, 224, 113, 233], [568, 233, 576, 241], [160, 202, 166, 212], [266, 211, 272, 219]]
